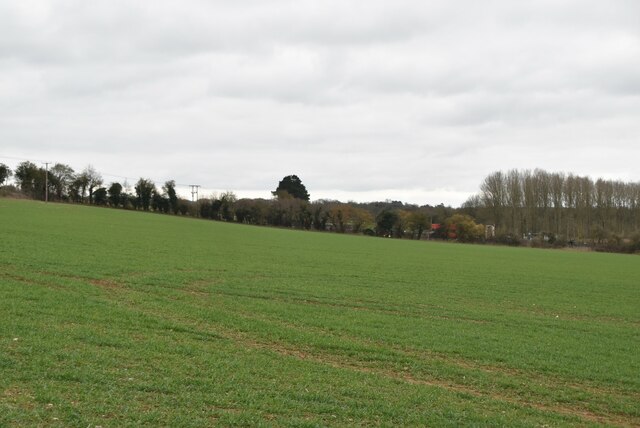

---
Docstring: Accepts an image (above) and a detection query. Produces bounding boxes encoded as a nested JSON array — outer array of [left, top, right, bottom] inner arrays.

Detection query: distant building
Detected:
[[485, 224, 495, 239], [431, 223, 457, 239]]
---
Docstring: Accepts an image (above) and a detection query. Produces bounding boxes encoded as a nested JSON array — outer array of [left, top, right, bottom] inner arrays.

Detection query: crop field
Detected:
[[0, 198, 639, 427]]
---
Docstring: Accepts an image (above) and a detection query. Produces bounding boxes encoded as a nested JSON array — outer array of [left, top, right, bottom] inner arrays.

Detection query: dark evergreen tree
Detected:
[[93, 187, 108, 206], [14, 161, 43, 198], [163, 180, 178, 214], [135, 178, 155, 211], [272, 175, 310, 201], [152, 189, 169, 213], [0, 163, 12, 185], [108, 182, 123, 207], [375, 210, 399, 237]]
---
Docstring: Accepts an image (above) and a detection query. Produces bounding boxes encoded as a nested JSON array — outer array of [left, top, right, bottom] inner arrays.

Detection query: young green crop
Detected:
[[1, 198, 639, 426]]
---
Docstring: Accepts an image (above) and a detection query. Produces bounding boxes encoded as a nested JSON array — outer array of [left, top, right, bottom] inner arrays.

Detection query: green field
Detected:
[[1, 198, 639, 427]]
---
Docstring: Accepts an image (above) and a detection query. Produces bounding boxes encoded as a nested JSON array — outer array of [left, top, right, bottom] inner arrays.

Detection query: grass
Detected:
[[1, 198, 639, 427]]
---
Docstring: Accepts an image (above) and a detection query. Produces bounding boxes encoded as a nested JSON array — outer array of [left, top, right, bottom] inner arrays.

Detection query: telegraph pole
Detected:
[[190, 184, 200, 217], [43, 162, 50, 203]]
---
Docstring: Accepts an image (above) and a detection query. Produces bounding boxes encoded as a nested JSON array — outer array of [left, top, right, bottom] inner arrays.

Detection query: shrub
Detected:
[[494, 233, 522, 246]]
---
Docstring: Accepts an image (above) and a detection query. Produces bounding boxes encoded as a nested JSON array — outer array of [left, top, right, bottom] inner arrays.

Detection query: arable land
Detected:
[[1, 199, 638, 426]]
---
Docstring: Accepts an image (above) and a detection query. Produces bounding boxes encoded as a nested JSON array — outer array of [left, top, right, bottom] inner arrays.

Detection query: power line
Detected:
[[0, 154, 51, 164], [0, 153, 237, 200]]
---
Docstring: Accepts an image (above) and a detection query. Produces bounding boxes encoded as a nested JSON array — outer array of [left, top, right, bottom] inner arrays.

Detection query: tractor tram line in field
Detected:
[[1, 199, 639, 426]]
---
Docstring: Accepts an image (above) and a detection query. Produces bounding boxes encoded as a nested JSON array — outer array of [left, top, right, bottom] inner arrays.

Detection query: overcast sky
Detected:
[[1, 1, 639, 206]]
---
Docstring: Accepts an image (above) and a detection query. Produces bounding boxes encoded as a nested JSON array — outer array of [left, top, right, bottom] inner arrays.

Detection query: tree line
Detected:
[[462, 169, 640, 251], [1, 163, 456, 239], [2, 161, 638, 253], [1, 161, 183, 212]]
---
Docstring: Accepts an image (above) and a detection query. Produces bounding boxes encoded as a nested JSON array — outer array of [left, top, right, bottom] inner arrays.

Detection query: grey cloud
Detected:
[[1, 0, 639, 206]]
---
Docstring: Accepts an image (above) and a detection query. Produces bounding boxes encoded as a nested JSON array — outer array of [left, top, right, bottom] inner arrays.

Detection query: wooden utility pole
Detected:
[[190, 184, 200, 217], [43, 162, 50, 202]]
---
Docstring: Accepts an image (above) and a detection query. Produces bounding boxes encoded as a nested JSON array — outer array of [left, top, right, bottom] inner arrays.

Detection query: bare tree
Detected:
[[82, 165, 103, 204], [470, 169, 638, 245], [549, 172, 564, 236], [505, 169, 522, 236], [480, 171, 506, 231]]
